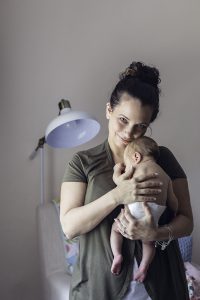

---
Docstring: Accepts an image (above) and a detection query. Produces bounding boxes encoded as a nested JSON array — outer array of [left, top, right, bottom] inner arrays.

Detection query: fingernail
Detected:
[[159, 182, 163, 186], [154, 173, 158, 175]]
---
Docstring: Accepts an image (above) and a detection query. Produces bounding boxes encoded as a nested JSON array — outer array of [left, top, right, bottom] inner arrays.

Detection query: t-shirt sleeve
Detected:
[[158, 146, 187, 180], [62, 153, 87, 183]]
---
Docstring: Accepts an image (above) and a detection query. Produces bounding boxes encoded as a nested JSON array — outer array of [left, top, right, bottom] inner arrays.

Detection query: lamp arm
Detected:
[[29, 136, 45, 160], [29, 136, 46, 205], [40, 146, 45, 205]]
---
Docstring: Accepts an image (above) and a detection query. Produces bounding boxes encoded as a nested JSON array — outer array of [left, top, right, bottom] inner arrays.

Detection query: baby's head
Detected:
[[124, 136, 160, 169]]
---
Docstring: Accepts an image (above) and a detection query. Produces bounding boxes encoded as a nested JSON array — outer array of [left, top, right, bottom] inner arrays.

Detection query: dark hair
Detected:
[[126, 136, 160, 161], [109, 62, 161, 122]]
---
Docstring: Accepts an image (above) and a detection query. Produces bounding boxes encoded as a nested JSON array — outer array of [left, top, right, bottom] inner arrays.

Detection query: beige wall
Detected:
[[1, 1, 200, 299]]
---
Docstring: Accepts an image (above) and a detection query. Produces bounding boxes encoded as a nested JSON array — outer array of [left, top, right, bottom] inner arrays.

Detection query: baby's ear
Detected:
[[134, 151, 142, 164]]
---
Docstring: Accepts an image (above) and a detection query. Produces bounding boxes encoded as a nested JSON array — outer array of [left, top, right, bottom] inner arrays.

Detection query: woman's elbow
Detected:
[[183, 215, 194, 236], [188, 219, 194, 235], [60, 214, 78, 240], [60, 215, 72, 239]]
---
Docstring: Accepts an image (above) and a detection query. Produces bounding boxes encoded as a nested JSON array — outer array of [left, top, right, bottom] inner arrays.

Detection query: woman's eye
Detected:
[[119, 117, 128, 124], [136, 124, 148, 130]]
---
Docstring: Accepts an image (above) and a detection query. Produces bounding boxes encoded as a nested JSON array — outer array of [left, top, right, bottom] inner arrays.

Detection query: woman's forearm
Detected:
[[155, 214, 193, 241], [155, 178, 193, 241], [60, 189, 119, 239]]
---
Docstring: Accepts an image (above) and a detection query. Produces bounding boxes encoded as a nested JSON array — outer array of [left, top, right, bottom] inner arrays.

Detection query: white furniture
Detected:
[[37, 202, 71, 300]]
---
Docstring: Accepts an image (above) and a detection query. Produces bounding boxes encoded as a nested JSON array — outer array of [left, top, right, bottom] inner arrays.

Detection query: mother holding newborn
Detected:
[[60, 61, 193, 300]]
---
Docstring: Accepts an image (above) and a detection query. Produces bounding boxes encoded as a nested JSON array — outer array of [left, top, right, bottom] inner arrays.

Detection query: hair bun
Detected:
[[120, 61, 161, 88]]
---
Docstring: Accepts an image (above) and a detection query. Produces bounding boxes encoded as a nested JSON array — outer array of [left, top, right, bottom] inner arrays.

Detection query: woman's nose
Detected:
[[124, 125, 139, 139], [123, 127, 133, 139], [123, 131, 131, 139]]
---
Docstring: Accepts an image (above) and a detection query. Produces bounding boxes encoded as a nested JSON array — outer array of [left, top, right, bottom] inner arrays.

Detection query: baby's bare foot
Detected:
[[111, 254, 123, 275], [134, 264, 148, 282]]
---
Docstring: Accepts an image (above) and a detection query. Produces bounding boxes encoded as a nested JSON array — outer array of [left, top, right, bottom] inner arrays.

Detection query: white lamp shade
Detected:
[[45, 109, 100, 148]]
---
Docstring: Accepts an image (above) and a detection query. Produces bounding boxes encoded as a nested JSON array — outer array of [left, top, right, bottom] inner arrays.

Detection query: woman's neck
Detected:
[[113, 153, 124, 164], [108, 138, 125, 164]]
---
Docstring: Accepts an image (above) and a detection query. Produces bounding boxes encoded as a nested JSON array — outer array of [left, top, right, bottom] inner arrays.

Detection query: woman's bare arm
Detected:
[[156, 178, 193, 240], [166, 179, 178, 213], [60, 182, 118, 239]]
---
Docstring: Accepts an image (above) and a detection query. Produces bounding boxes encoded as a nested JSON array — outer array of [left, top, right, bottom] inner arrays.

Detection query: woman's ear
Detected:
[[134, 151, 142, 164], [106, 102, 112, 119]]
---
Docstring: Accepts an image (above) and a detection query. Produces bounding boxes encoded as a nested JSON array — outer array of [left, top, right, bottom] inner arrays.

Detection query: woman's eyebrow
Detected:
[[119, 114, 129, 120]]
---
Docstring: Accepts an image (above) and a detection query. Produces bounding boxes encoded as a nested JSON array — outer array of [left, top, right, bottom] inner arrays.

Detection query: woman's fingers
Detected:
[[115, 204, 156, 241], [135, 172, 159, 182], [124, 206, 136, 222], [113, 163, 134, 185], [118, 228, 134, 240], [135, 172, 159, 183], [118, 208, 129, 226], [142, 202, 152, 218], [135, 180, 163, 188], [115, 208, 133, 230], [135, 188, 161, 195], [113, 163, 124, 177], [121, 166, 135, 180], [123, 166, 135, 179], [114, 217, 126, 233], [132, 195, 157, 202]]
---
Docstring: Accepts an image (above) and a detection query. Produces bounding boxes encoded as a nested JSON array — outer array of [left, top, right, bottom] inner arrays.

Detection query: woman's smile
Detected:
[[116, 134, 132, 145]]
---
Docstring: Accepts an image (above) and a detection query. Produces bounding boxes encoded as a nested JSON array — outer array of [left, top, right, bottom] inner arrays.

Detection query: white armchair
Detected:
[[37, 202, 71, 300]]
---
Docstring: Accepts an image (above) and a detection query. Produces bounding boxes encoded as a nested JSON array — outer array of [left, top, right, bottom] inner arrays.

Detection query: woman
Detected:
[[60, 62, 193, 300]]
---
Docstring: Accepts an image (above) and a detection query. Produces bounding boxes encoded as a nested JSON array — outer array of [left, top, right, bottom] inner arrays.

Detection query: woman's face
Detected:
[[106, 93, 153, 151]]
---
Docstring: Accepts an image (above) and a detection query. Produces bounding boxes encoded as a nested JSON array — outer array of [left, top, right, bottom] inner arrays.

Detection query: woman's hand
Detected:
[[113, 163, 163, 205], [114, 204, 157, 242], [113, 163, 129, 185]]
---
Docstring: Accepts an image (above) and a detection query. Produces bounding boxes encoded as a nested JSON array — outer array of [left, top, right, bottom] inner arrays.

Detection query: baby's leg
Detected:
[[110, 221, 123, 275], [134, 241, 155, 282]]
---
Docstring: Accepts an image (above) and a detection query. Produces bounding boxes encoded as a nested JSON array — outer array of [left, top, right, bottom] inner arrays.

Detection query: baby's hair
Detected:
[[125, 136, 160, 161]]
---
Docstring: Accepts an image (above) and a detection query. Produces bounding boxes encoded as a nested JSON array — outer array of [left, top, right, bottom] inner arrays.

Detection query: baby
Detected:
[[110, 136, 178, 282]]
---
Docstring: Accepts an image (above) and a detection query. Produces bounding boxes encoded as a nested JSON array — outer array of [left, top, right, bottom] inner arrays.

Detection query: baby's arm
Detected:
[[167, 179, 178, 214]]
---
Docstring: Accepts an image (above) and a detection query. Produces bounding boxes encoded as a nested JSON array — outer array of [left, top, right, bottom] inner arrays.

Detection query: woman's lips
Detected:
[[117, 135, 131, 145]]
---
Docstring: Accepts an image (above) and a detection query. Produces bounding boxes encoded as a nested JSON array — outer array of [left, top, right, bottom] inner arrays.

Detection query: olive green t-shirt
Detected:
[[63, 139, 189, 300]]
